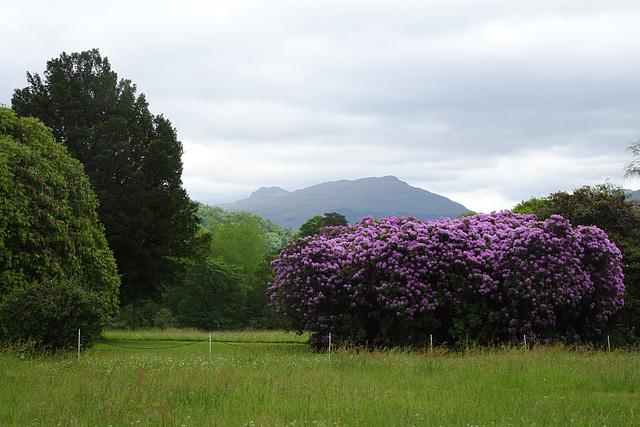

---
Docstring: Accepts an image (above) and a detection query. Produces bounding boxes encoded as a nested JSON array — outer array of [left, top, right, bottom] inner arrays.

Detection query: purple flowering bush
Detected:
[[268, 212, 624, 348]]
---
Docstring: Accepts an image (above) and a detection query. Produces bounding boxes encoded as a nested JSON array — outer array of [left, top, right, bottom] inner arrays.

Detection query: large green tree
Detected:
[[196, 204, 293, 252], [0, 107, 119, 301], [207, 215, 269, 278], [295, 212, 348, 239], [167, 216, 273, 329], [0, 107, 119, 348], [174, 257, 247, 330], [11, 50, 206, 307]]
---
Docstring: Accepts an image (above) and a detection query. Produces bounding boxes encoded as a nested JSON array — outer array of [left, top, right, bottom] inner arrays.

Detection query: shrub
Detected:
[[0, 279, 110, 351], [268, 212, 625, 349], [0, 107, 119, 350], [173, 257, 248, 330], [153, 308, 177, 330]]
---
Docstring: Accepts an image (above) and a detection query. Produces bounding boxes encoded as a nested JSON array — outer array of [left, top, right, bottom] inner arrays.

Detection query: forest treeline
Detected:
[[112, 205, 296, 330], [114, 207, 350, 329]]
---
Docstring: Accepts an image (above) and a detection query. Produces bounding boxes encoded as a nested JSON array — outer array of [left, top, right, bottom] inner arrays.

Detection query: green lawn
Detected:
[[101, 327, 310, 343], [1, 330, 639, 426]]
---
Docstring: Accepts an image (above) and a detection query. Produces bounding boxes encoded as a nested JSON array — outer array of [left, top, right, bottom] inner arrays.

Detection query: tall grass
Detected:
[[1, 332, 639, 425]]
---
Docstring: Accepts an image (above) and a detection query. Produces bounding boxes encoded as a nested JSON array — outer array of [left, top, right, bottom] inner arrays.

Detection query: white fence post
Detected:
[[77, 329, 81, 359]]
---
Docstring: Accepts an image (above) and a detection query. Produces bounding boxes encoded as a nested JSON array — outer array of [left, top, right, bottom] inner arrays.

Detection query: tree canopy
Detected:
[[196, 204, 293, 253], [0, 107, 119, 303], [11, 49, 206, 306], [163, 209, 277, 329], [625, 139, 640, 180], [295, 212, 348, 239]]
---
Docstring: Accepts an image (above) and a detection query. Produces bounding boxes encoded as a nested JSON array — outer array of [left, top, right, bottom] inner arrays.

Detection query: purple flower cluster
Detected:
[[268, 212, 624, 348]]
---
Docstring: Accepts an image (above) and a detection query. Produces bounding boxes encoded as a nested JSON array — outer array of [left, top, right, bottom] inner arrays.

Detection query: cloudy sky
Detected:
[[3, 1, 640, 213]]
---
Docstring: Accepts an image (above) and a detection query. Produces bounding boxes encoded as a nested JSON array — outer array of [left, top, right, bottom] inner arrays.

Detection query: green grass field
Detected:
[[1, 330, 639, 426]]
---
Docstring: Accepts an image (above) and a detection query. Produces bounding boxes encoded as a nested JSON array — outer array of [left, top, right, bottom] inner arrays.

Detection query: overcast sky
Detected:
[[3, 1, 640, 213]]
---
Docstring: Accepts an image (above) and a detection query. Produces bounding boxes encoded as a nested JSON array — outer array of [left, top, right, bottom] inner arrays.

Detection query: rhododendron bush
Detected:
[[268, 212, 624, 348]]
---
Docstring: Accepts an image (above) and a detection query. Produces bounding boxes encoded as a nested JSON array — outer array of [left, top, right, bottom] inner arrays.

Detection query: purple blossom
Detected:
[[268, 211, 624, 348]]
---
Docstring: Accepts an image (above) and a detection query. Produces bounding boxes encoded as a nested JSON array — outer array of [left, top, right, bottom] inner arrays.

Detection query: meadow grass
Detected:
[[1, 331, 639, 426], [101, 327, 311, 343]]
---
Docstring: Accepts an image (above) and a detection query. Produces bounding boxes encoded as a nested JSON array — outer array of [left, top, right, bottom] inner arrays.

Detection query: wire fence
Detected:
[[78, 329, 617, 358], [309, 332, 615, 355], [81, 331, 309, 358], [96, 339, 209, 350]]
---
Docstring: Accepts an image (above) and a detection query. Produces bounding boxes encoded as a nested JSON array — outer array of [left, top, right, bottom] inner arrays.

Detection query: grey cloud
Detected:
[[2, 0, 640, 214]]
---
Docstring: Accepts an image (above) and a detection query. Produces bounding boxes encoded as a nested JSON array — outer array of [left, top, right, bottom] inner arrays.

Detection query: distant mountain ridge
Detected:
[[217, 176, 470, 231], [626, 189, 640, 201]]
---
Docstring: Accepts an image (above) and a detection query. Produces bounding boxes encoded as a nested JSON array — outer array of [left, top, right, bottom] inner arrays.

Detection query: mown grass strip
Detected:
[[101, 328, 310, 343]]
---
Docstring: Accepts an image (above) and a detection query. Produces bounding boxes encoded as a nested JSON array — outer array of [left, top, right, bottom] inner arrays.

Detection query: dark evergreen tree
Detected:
[[322, 212, 348, 227], [12, 49, 207, 307]]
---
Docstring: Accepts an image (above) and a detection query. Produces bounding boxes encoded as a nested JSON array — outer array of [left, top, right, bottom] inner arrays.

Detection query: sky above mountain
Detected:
[[3, 1, 640, 213]]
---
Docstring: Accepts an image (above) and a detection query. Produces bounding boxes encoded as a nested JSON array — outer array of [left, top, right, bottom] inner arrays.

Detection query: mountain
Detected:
[[626, 189, 640, 201], [217, 176, 471, 231]]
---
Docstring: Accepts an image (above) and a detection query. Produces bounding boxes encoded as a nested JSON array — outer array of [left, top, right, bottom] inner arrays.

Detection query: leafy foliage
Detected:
[[162, 210, 281, 329], [0, 279, 110, 351], [11, 49, 205, 306], [207, 215, 269, 276], [512, 197, 554, 215], [197, 204, 293, 252], [295, 212, 349, 239], [0, 107, 119, 349], [296, 216, 325, 239], [269, 212, 624, 348], [173, 257, 247, 330], [0, 107, 119, 304], [624, 138, 640, 179]]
